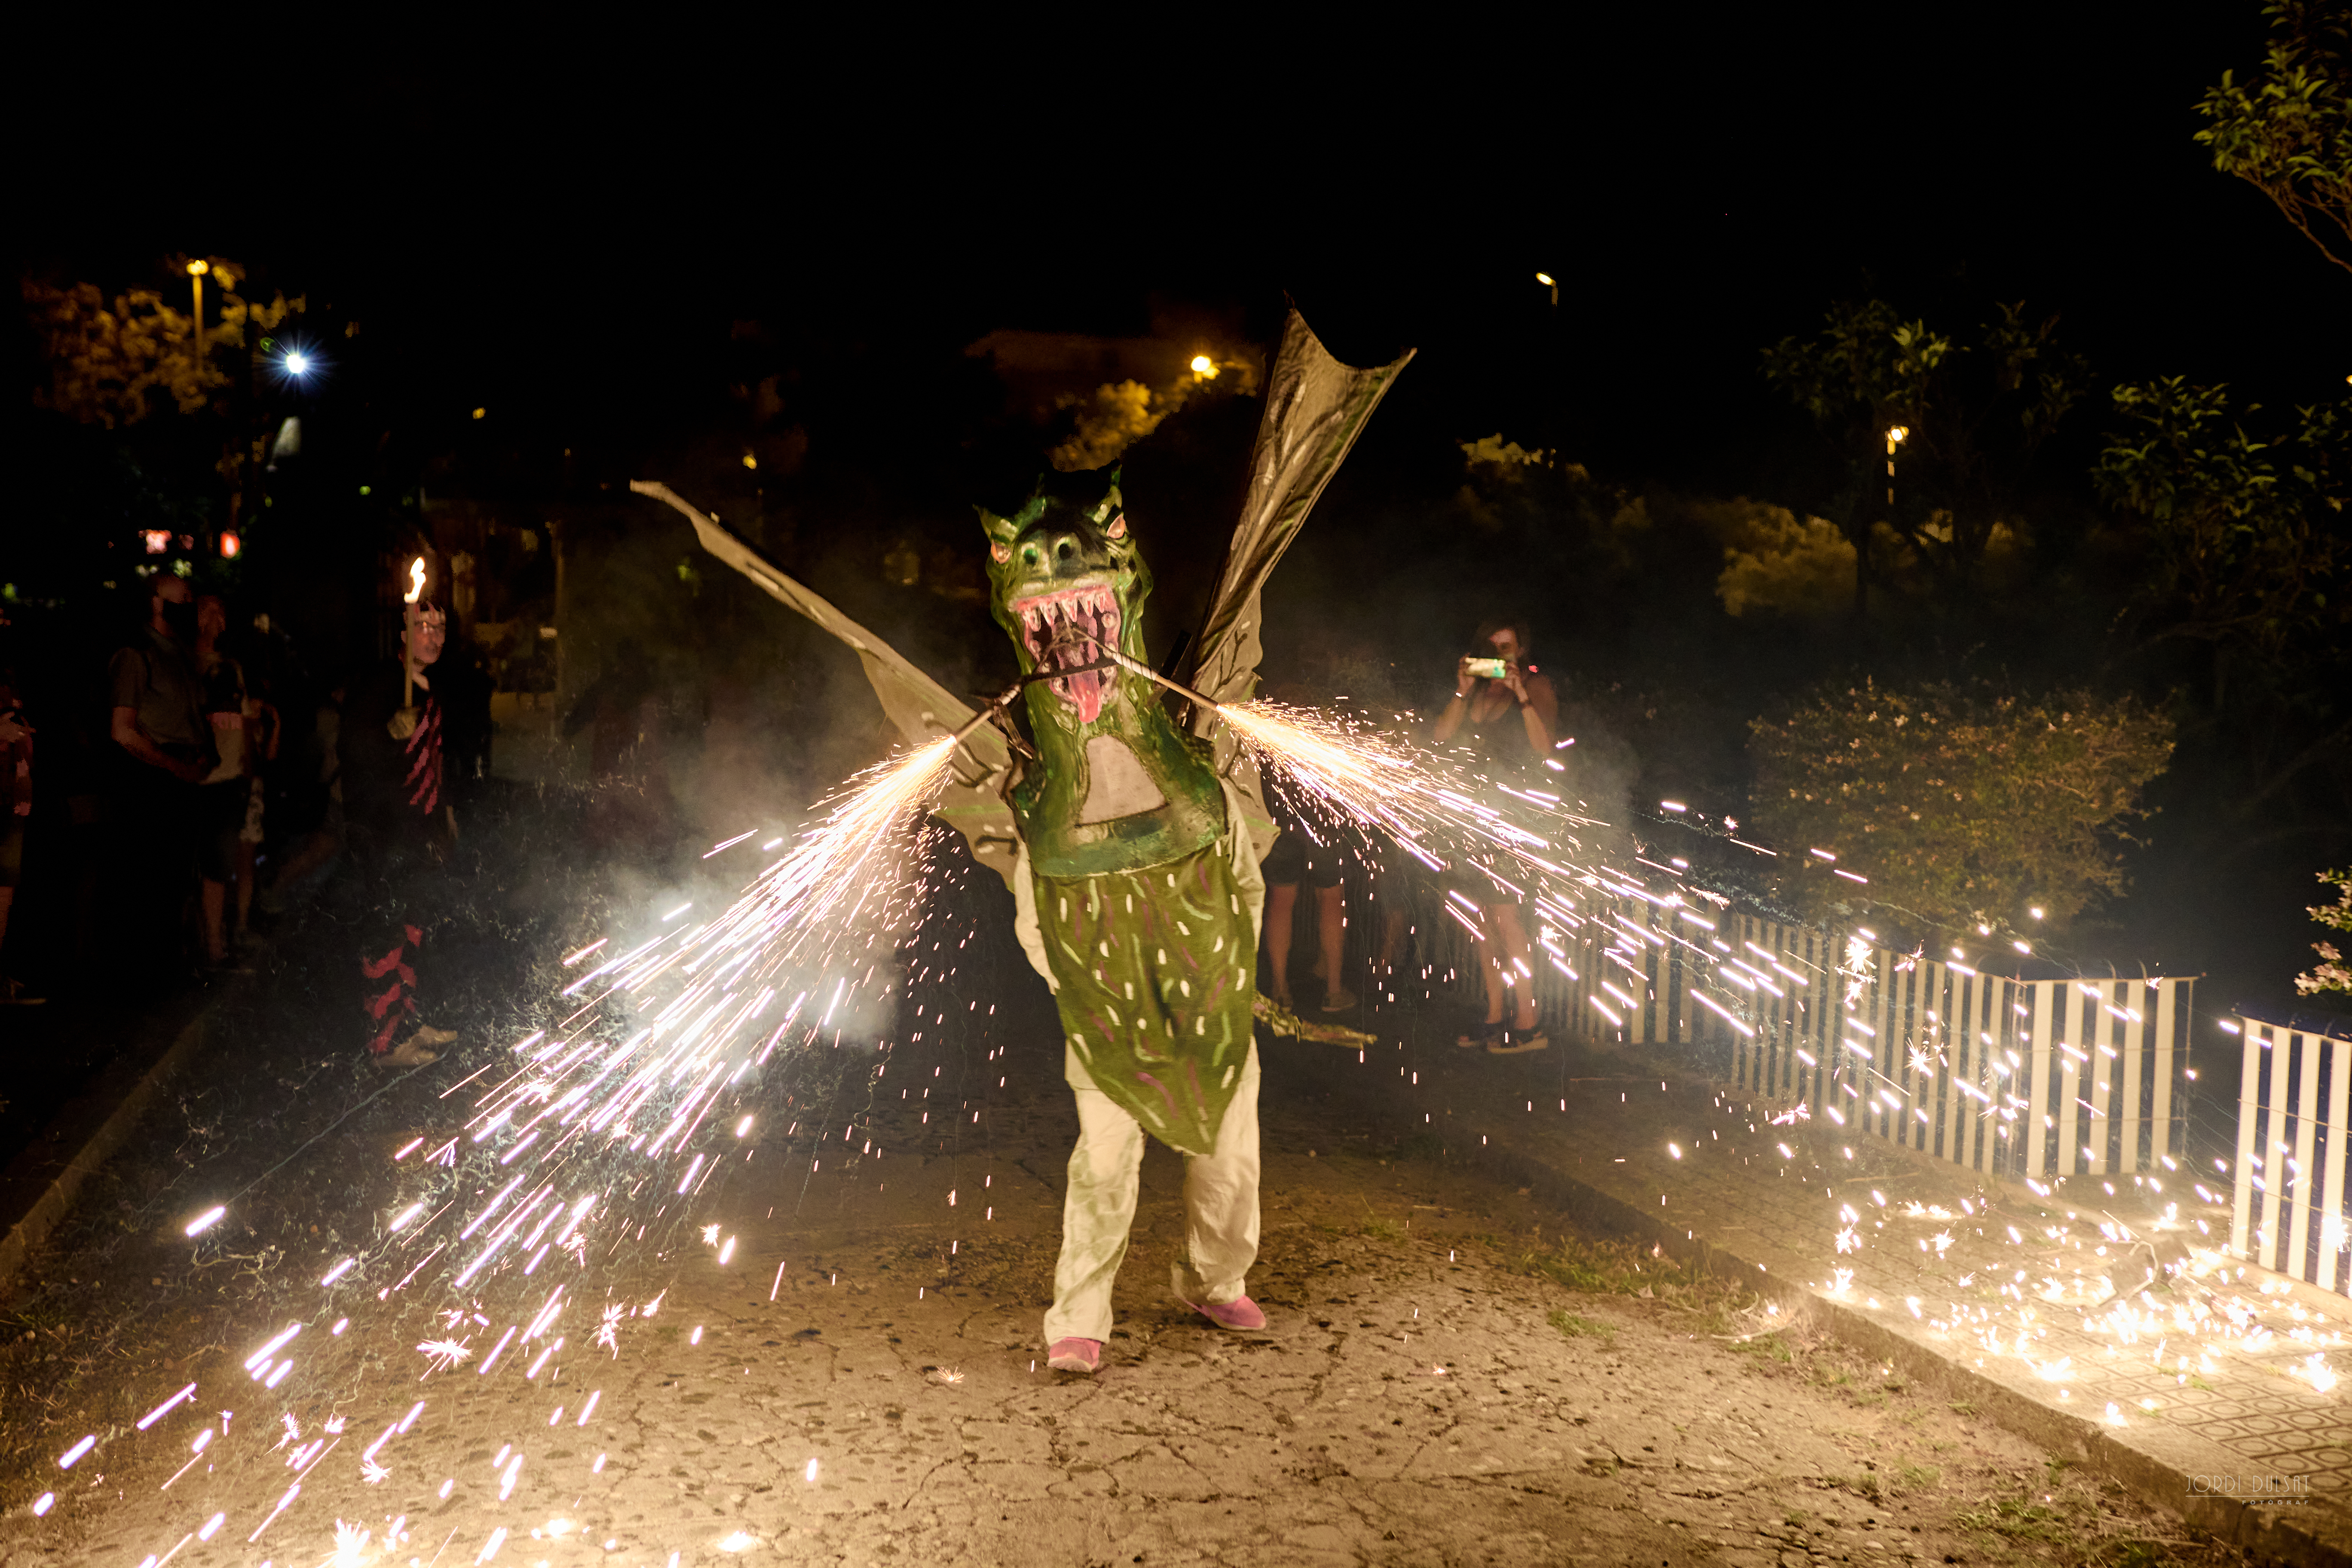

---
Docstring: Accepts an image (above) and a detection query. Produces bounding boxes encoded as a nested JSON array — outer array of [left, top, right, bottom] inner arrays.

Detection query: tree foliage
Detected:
[[2299, 868, 2352, 995], [21, 259, 303, 429], [1748, 679, 2174, 937], [2092, 377, 2346, 666], [2196, 0, 2352, 276], [1760, 300, 2086, 604]]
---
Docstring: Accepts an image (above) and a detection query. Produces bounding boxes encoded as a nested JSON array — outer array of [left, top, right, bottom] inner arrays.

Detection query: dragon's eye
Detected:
[[990, 541, 1011, 564], [1106, 512, 1127, 539]]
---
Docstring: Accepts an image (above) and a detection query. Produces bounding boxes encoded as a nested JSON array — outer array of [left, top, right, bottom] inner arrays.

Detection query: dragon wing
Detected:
[[630, 481, 1023, 890], [1176, 310, 1415, 849]]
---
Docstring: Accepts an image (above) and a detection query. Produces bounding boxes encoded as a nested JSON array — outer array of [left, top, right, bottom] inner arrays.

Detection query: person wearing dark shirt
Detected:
[[1430, 618, 1556, 1054], [193, 594, 266, 969], [107, 574, 212, 988], [342, 597, 459, 1067]]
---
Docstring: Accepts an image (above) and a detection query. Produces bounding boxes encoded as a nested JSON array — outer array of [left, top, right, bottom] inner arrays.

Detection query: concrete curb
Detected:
[[1295, 1039, 2352, 1567], [0, 992, 221, 1294]]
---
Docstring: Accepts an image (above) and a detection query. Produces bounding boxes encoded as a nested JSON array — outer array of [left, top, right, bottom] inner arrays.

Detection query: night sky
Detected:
[[24, 9, 2340, 472]]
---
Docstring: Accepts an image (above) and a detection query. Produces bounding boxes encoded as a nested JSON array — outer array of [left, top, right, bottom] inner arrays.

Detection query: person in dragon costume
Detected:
[[633, 309, 1412, 1375], [983, 467, 1273, 1370]]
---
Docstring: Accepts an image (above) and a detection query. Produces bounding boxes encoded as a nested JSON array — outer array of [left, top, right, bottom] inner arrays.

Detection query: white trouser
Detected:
[[1042, 1041, 1261, 1346]]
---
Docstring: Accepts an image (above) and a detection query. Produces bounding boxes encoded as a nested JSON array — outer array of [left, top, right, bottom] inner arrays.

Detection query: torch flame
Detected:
[[404, 557, 426, 604]]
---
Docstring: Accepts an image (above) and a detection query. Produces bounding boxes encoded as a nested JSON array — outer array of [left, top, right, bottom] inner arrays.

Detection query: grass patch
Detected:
[[1547, 1310, 1611, 1341], [1954, 1494, 2067, 1542], [1359, 1216, 1402, 1240], [1513, 1233, 1755, 1324], [1897, 1463, 1942, 1488], [1732, 1332, 1794, 1364]]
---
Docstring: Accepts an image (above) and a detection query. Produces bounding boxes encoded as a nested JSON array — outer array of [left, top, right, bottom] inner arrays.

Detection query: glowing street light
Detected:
[[1535, 271, 1559, 306], [283, 352, 310, 376], [187, 258, 208, 363], [1189, 354, 1217, 379]]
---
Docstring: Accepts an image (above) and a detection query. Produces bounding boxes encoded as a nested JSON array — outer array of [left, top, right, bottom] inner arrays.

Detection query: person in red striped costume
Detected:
[[344, 594, 461, 1068]]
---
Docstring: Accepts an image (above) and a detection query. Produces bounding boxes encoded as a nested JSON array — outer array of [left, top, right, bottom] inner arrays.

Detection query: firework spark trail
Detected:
[[47, 737, 963, 1564], [1212, 700, 2003, 1130], [1213, 699, 1635, 938], [1213, 701, 1605, 883], [462, 737, 955, 1151]]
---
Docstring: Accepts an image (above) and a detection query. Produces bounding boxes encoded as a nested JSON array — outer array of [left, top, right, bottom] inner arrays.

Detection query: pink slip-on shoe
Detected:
[[1046, 1337, 1102, 1374], [1183, 1295, 1268, 1331]]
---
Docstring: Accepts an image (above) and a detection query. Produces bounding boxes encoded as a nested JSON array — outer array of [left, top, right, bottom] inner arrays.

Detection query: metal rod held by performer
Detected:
[[1079, 633, 1223, 714]]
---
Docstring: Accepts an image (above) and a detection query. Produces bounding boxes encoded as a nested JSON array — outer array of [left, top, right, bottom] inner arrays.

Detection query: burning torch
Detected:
[[390, 555, 427, 740]]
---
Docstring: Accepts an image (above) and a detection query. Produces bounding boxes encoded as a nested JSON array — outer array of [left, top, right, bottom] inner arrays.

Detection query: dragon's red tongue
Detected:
[[1068, 668, 1104, 723]]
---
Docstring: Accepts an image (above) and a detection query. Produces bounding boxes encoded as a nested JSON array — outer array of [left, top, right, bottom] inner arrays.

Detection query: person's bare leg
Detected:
[[1263, 883, 1298, 1003], [1493, 904, 1538, 1029], [1477, 934, 1506, 1025], [1314, 883, 1350, 1007], [200, 878, 227, 964], [1377, 882, 1410, 974]]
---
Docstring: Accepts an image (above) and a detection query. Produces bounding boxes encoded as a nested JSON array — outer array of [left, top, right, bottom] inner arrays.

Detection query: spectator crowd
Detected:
[[0, 570, 490, 1051]]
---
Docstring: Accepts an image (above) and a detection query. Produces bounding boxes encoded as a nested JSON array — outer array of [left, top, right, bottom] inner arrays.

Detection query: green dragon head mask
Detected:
[[978, 467, 1224, 877], [980, 466, 1150, 727]]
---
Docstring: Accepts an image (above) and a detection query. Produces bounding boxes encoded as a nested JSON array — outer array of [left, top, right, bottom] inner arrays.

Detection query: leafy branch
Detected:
[[2196, 0, 2352, 275], [2299, 867, 2352, 996], [2092, 377, 2346, 665]]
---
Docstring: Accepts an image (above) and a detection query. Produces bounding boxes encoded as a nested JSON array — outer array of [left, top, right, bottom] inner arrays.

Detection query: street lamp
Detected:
[[1535, 271, 1558, 306], [1189, 354, 1217, 379], [283, 352, 309, 377], [187, 258, 208, 362]]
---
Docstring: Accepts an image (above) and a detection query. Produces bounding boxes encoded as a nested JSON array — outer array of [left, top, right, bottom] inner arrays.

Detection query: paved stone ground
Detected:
[[0, 1024, 2245, 1568]]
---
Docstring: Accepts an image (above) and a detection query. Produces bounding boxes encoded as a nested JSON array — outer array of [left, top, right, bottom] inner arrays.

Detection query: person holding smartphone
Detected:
[[1431, 619, 1555, 1053]]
